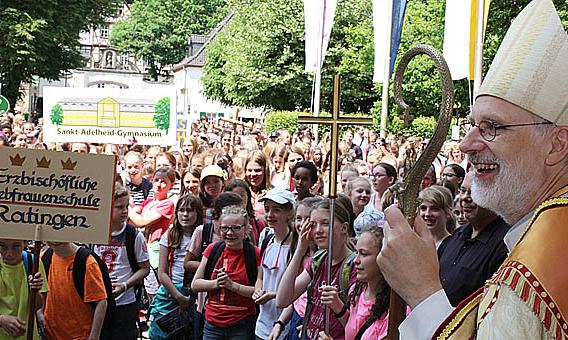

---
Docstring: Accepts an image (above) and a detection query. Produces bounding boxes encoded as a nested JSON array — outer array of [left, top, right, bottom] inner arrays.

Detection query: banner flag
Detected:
[[373, 0, 408, 83], [443, 0, 491, 80], [305, 0, 338, 72]]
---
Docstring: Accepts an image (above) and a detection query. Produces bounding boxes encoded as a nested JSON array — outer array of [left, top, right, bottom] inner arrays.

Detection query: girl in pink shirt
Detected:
[[319, 225, 391, 340]]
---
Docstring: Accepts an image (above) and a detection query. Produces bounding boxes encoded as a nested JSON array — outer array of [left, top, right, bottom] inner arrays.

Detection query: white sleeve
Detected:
[[134, 231, 150, 263], [399, 289, 454, 340]]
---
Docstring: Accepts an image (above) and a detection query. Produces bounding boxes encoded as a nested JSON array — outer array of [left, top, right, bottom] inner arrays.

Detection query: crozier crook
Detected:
[[386, 44, 454, 340]]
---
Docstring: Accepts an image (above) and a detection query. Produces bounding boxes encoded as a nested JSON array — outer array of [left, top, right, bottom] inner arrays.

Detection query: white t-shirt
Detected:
[[94, 224, 149, 305], [159, 232, 192, 284], [255, 238, 290, 340]]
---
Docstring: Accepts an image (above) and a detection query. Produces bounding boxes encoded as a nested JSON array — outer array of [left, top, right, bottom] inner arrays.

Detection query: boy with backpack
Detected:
[[93, 184, 150, 339], [0, 239, 47, 340], [43, 241, 109, 340]]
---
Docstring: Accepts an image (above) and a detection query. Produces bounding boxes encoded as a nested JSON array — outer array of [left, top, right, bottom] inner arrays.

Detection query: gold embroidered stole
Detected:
[[433, 187, 568, 340]]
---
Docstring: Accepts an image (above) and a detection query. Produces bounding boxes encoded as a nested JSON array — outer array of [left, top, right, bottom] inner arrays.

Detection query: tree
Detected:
[[203, 0, 566, 131], [50, 104, 63, 125], [111, 0, 227, 80], [0, 0, 121, 108], [202, 0, 377, 112], [153, 97, 171, 133]]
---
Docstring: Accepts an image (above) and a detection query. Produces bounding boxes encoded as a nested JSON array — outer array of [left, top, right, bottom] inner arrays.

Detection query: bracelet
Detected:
[[333, 303, 348, 318], [273, 320, 285, 330], [122, 282, 128, 292]]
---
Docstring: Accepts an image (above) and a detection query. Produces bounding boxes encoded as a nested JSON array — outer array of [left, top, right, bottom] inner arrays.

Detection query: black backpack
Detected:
[[42, 246, 116, 324], [204, 240, 258, 288]]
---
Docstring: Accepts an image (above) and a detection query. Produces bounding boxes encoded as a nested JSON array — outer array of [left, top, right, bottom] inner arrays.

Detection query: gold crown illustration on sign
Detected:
[[61, 157, 77, 171], [10, 154, 26, 166], [36, 157, 51, 168]]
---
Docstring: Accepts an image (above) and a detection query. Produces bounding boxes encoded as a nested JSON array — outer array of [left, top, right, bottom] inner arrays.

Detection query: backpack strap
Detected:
[[42, 247, 54, 280], [73, 247, 116, 311], [243, 241, 258, 286], [338, 252, 357, 296], [124, 224, 140, 274], [73, 247, 91, 301], [204, 241, 225, 280], [201, 223, 214, 257], [309, 249, 327, 276], [354, 317, 375, 340], [260, 233, 274, 258], [301, 251, 328, 340]]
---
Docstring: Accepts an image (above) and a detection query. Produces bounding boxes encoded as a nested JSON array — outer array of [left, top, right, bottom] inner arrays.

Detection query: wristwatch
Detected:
[[273, 320, 285, 330]]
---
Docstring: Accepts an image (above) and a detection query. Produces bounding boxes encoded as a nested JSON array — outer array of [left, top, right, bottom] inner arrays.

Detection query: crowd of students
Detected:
[[0, 112, 469, 340]]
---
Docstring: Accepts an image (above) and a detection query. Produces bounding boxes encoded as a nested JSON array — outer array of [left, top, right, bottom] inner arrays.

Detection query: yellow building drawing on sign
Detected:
[[98, 97, 120, 127], [53, 97, 157, 128]]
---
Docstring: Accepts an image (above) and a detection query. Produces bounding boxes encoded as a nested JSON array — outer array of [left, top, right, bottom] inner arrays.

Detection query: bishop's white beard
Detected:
[[471, 155, 540, 225]]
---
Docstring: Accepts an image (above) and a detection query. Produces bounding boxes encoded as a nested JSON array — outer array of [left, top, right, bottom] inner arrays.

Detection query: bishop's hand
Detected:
[[377, 205, 443, 309]]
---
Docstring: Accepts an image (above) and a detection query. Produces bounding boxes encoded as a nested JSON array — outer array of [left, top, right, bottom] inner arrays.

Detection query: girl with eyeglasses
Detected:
[[149, 195, 203, 339], [440, 164, 465, 196], [277, 198, 356, 340], [191, 206, 260, 340], [185, 192, 244, 340]]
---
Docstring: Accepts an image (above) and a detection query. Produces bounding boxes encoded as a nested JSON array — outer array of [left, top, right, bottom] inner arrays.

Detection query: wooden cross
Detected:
[[299, 74, 373, 335], [298, 74, 373, 197]]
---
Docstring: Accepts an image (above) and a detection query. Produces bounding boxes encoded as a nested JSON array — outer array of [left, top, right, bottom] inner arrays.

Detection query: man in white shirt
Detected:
[[377, 1, 568, 339]]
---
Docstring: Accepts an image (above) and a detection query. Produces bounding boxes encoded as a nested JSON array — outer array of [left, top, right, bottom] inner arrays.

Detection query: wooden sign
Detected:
[[0, 148, 116, 243]]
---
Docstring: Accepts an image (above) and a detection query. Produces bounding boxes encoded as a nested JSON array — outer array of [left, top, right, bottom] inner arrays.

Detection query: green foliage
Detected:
[[50, 104, 63, 125], [111, 0, 226, 80], [409, 116, 437, 139], [202, 0, 378, 112], [153, 97, 171, 132], [311, 112, 375, 140], [264, 111, 299, 134], [204, 0, 568, 134], [0, 0, 121, 107]]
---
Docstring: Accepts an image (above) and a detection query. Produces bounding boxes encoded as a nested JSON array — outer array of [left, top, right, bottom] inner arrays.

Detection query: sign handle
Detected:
[[26, 226, 42, 340]]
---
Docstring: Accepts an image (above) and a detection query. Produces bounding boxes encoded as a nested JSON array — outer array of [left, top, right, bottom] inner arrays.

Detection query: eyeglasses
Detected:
[[460, 119, 553, 142], [371, 173, 388, 179], [219, 224, 245, 233], [458, 186, 471, 195], [441, 173, 457, 178]]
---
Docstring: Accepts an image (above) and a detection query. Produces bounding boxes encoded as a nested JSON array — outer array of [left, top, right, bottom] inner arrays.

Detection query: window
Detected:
[[100, 26, 109, 38], [79, 46, 90, 58], [120, 54, 130, 68]]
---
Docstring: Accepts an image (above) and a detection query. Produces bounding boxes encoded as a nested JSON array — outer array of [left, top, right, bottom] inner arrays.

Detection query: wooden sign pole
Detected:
[[26, 226, 42, 340]]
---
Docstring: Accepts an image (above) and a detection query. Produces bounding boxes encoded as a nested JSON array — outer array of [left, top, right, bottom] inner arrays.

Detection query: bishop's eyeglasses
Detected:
[[460, 118, 553, 142]]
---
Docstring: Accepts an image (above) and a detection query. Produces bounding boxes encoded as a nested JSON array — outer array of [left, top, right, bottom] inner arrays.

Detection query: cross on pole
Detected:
[[298, 74, 373, 198], [298, 74, 373, 335]]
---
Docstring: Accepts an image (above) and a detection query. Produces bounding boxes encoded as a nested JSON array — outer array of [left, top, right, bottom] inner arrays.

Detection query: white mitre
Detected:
[[477, 0, 568, 124]]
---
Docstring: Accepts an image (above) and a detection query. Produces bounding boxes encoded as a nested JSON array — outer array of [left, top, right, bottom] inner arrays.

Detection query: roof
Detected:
[[172, 10, 234, 71]]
